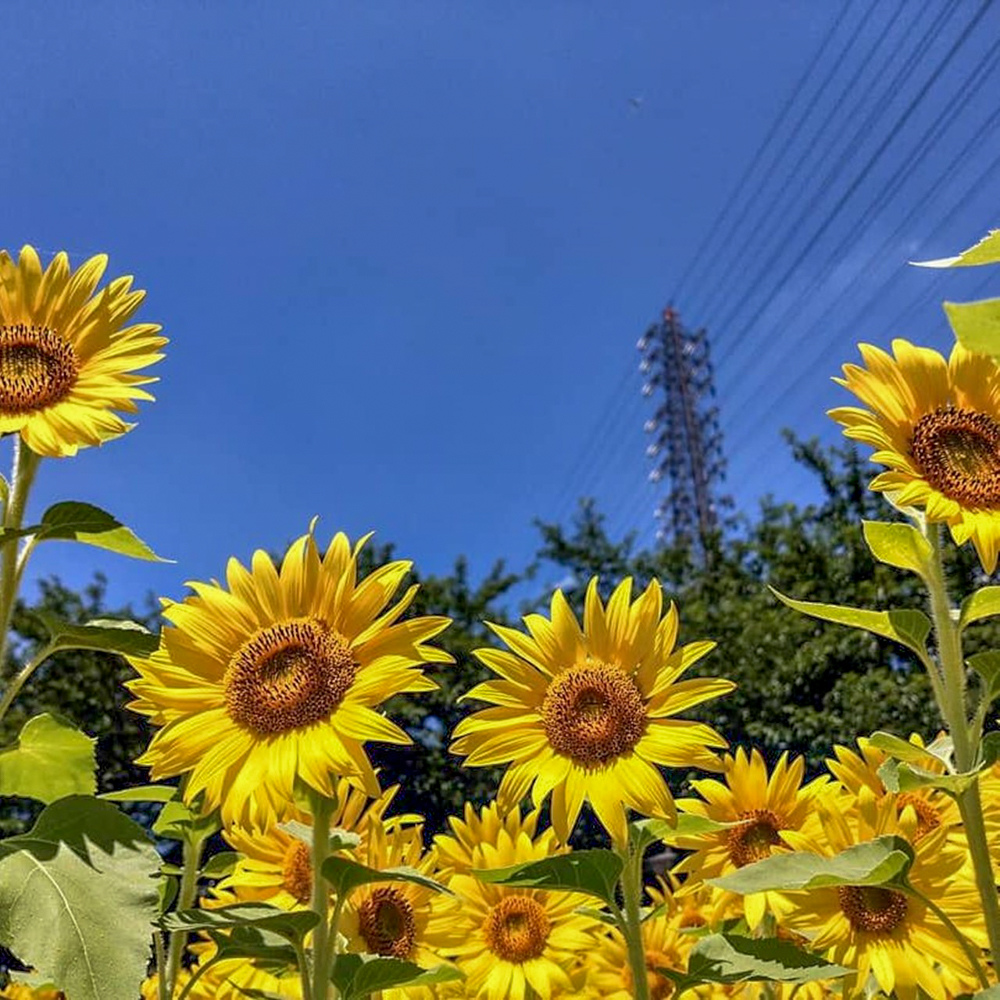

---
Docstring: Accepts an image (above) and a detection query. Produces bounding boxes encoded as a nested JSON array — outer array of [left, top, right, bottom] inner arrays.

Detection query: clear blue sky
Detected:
[[3, 2, 999, 611]]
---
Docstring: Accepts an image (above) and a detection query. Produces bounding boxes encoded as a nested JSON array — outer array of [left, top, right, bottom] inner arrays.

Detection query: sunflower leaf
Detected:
[[969, 652, 1000, 710], [0, 796, 160, 1000], [943, 298, 1000, 358], [278, 819, 360, 853], [321, 858, 451, 899], [0, 713, 96, 802], [330, 954, 462, 1000], [971, 983, 1000, 1000], [151, 794, 220, 844], [662, 933, 851, 990], [861, 521, 932, 577], [473, 848, 623, 906], [644, 814, 745, 843], [207, 925, 301, 968], [912, 229, 1000, 268], [709, 836, 914, 894], [162, 902, 319, 943], [33, 611, 159, 657], [769, 588, 931, 659], [868, 731, 940, 766], [878, 758, 978, 796], [100, 783, 177, 803], [200, 850, 240, 880], [979, 732, 1000, 769], [961, 588, 1000, 630]]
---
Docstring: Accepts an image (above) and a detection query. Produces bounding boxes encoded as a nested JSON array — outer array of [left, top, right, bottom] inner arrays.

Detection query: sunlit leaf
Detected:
[[321, 857, 450, 899], [912, 229, 1000, 268], [0, 796, 160, 1000], [877, 758, 977, 795], [861, 521, 931, 576], [710, 836, 913, 894], [330, 954, 462, 1000], [0, 713, 95, 802], [34, 611, 159, 657], [961, 588, 1000, 630], [943, 298, 1000, 358], [769, 588, 930, 659], [644, 814, 744, 843], [162, 903, 319, 943], [868, 731, 940, 766], [100, 784, 177, 803], [473, 849, 623, 906], [969, 652, 1000, 710]]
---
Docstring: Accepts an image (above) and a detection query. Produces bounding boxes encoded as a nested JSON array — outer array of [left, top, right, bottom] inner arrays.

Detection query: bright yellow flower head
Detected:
[[437, 818, 599, 1000], [0, 986, 64, 1000], [451, 578, 734, 844], [778, 790, 985, 1000], [128, 527, 451, 829], [671, 747, 830, 929], [830, 339, 1000, 572], [0, 245, 165, 457], [433, 801, 541, 874]]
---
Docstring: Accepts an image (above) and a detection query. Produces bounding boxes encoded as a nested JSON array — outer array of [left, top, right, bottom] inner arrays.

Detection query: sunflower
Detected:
[[438, 817, 599, 1000], [220, 779, 412, 908], [0, 986, 64, 1000], [184, 940, 301, 1000], [0, 245, 164, 457], [128, 527, 450, 829], [451, 578, 734, 844], [433, 801, 541, 874], [341, 822, 457, 997], [830, 339, 1000, 571], [671, 748, 830, 929], [777, 788, 986, 1000]]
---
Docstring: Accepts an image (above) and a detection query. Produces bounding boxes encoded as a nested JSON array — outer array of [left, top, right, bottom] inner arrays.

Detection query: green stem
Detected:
[[164, 832, 204, 998], [618, 842, 651, 1000], [310, 792, 336, 1000], [907, 883, 988, 989], [923, 525, 1000, 979], [0, 439, 40, 685], [294, 938, 314, 1000], [0, 641, 55, 727], [154, 931, 169, 1000]]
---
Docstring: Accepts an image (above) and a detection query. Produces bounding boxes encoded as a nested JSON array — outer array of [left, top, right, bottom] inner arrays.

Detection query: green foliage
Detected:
[[473, 849, 624, 906], [943, 298, 1000, 358], [0, 713, 96, 802], [330, 954, 462, 1000], [0, 796, 160, 1000], [320, 856, 450, 899]]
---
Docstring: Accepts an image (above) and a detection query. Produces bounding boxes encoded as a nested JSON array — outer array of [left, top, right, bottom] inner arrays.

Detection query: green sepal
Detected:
[[162, 902, 319, 944], [961, 588, 1000, 631], [0, 796, 160, 1000], [709, 836, 914, 894], [0, 501, 171, 561], [33, 611, 159, 657], [0, 712, 96, 802], [770, 587, 931, 659], [912, 230, 1000, 268], [472, 849, 623, 907], [330, 954, 463, 1000], [943, 298, 1000, 358], [321, 856, 451, 899], [861, 521, 932, 577], [663, 933, 851, 992]]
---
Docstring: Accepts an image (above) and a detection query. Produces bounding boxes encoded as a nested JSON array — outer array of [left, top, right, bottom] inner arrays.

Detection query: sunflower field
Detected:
[[2, 232, 1000, 1000]]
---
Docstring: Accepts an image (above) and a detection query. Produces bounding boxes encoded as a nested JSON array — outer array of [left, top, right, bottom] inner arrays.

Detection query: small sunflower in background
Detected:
[[671, 748, 830, 929], [432, 801, 542, 873], [451, 578, 733, 844], [0, 245, 165, 457], [128, 527, 451, 829], [830, 338, 1000, 572]]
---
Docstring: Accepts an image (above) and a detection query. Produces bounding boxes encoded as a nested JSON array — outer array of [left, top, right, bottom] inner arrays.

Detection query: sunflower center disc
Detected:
[[224, 617, 358, 735], [484, 896, 551, 963], [727, 809, 783, 868], [358, 886, 417, 958], [281, 840, 313, 904], [911, 406, 1000, 507], [0, 324, 78, 414], [896, 792, 941, 841], [623, 949, 676, 1000], [541, 663, 647, 765], [837, 885, 908, 934]]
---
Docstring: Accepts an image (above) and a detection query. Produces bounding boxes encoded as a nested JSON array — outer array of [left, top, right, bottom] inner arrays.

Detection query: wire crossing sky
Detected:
[[3, 2, 999, 609]]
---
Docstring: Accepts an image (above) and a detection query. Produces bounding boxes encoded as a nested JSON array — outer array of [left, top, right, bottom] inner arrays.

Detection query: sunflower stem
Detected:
[[310, 791, 336, 1000], [154, 931, 169, 1000], [164, 830, 204, 998], [0, 641, 55, 727], [0, 439, 40, 687], [618, 841, 651, 1000], [923, 524, 1000, 980]]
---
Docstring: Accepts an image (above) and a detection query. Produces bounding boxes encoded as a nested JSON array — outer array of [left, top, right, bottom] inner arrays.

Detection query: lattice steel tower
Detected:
[[637, 306, 727, 550]]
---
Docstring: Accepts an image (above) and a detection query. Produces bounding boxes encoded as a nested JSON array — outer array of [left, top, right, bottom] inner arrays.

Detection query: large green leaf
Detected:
[[330, 954, 462, 1000], [710, 837, 913, 894], [912, 229, 1000, 268], [943, 298, 1000, 358], [861, 521, 931, 577], [162, 902, 319, 943], [34, 611, 159, 657], [769, 588, 931, 659], [472, 849, 623, 907], [0, 795, 160, 1000], [961, 588, 1000, 630], [667, 934, 850, 990], [321, 856, 450, 900], [0, 713, 95, 802]]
